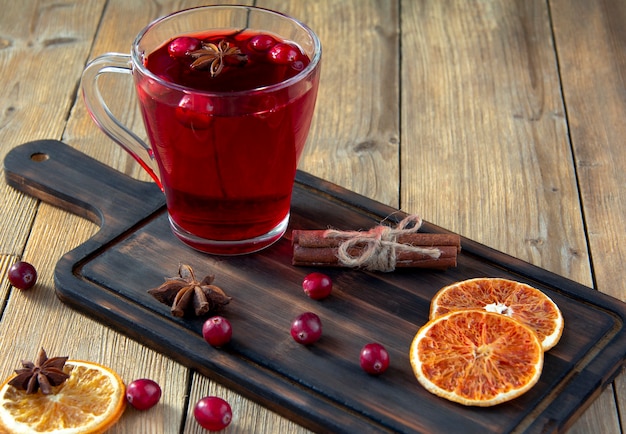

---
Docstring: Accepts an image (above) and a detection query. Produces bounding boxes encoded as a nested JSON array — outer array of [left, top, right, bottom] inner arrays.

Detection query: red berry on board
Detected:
[[302, 272, 333, 300], [290, 312, 322, 345], [8, 261, 37, 290], [126, 378, 162, 410], [360, 343, 390, 375], [202, 316, 233, 347], [194, 396, 232, 431], [168, 36, 201, 59], [267, 42, 302, 65]]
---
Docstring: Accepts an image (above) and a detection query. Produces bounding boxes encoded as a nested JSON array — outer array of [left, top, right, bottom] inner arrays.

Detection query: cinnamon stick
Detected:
[[292, 244, 458, 269], [291, 229, 461, 252], [291, 216, 461, 271]]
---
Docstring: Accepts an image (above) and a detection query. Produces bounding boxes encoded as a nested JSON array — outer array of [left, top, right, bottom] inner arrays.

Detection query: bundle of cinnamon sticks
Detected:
[[291, 229, 461, 271]]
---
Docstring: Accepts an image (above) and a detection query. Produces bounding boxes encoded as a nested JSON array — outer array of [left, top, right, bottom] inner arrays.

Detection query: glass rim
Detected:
[[131, 4, 322, 97]]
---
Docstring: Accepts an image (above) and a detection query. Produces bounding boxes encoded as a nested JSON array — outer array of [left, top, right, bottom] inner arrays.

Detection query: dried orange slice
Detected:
[[430, 277, 564, 351], [410, 310, 544, 406], [0, 360, 126, 433]]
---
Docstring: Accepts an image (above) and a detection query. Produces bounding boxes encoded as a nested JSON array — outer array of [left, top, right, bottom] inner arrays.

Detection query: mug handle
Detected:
[[81, 53, 162, 188]]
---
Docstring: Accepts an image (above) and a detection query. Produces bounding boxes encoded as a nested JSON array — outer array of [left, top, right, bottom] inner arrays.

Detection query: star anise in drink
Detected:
[[148, 264, 231, 317], [8, 348, 70, 394], [189, 40, 248, 77]]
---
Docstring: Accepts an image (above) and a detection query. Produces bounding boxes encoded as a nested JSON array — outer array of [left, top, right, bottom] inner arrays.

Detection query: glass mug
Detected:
[[82, 5, 321, 254]]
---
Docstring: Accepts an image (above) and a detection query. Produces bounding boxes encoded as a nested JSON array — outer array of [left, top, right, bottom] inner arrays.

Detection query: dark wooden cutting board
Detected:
[[5, 140, 626, 433]]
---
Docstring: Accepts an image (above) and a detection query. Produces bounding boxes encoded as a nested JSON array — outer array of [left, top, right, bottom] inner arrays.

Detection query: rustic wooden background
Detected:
[[1, 0, 624, 432]]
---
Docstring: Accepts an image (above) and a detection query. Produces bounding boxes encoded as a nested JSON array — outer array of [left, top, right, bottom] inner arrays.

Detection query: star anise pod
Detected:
[[8, 348, 70, 394], [147, 264, 232, 317], [189, 39, 248, 77]]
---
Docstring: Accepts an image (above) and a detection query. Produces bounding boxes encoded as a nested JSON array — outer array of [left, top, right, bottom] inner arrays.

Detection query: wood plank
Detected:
[[0, 0, 105, 259], [400, 0, 591, 285], [550, 0, 626, 431], [259, 0, 401, 208], [0, 0, 106, 365], [550, 0, 626, 302]]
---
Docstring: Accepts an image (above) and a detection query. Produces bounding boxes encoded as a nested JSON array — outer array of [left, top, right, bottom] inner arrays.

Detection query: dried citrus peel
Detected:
[[430, 277, 564, 351], [410, 310, 544, 406], [0, 360, 126, 433]]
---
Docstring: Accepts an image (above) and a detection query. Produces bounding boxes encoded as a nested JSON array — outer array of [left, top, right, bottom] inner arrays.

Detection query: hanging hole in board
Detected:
[[30, 152, 49, 162]]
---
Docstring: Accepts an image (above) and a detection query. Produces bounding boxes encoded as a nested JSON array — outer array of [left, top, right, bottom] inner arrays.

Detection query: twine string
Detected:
[[323, 215, 441, 272]]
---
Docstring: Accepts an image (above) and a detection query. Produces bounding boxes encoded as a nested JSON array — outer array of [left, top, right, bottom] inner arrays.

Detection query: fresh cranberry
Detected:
[[302, 272, 333, 300], [202, 316, 232, 347], [8, 261, 37, 290], [168, 36, 201, 59], [248, 34, 278, 52], [175, 94, 215, 129], [126, 378, 162, 410], [359, 343, 390, 375], [290, 312, 322, 345], [194, 396, 232, 431], [267, 42, 302, 65]]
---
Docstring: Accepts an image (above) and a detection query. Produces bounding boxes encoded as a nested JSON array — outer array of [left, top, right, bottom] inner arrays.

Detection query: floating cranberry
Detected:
[[126, 378, 162, 410], [290, 312, 322, 345], [8, 261, 37, 290], [267, 42, 302, 65], [194, 396, 232, 431], [168, 36, 201, 59], [359, 343, 390, 375], [302, 272, 333, 300], [175, 94, 215, 129], [202, 316, 232, 347], [248, 34, 278, 52], [291, 60, 305, 71]]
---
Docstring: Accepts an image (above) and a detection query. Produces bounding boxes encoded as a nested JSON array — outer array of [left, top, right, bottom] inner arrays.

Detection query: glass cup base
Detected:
[[169, 214, 289, 255]]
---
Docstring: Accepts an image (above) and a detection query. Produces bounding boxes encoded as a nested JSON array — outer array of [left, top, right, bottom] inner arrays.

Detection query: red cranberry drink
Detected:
[[138, 30, 317, 248], [82, 6, 321, 254]]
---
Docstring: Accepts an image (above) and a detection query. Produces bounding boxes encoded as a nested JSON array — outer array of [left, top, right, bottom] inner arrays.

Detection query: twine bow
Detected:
[[323, 215, 441, 272]]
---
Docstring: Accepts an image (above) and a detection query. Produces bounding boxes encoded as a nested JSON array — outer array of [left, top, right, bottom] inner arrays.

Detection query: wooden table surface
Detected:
[[1, 0, 625, 432]]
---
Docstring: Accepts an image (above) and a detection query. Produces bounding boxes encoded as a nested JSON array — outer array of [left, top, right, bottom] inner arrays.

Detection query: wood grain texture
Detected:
[[400, 0, 591, 284], [550, 0, 626, 432], [550, 0, 626, 301], [259, 0, 401, 208], [0, 0, 108, 379], [1, 0, 624, 432], [0, 0, 104, 256]]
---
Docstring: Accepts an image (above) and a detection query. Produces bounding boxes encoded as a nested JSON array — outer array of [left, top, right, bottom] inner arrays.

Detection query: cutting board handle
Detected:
[[4, 140, 165, 229]]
